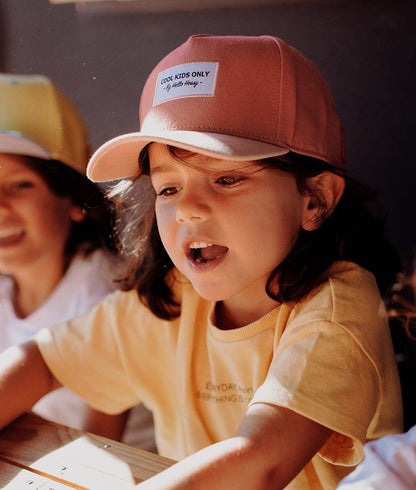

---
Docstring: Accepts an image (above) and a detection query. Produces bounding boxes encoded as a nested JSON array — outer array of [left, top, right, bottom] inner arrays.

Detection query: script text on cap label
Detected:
[[154, 62, 218, 106]]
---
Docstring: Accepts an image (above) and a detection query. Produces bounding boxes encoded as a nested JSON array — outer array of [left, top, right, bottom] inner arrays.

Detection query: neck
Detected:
[[214, 293, 278, 330], [12, 255, 69, 318]]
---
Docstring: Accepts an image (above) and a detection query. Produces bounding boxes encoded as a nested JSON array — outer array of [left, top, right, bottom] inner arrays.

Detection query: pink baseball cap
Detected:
[[87, 34, 345, 182]]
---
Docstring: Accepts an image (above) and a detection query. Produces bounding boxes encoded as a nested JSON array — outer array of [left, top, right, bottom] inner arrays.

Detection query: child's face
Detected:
[[149, 144, 311, 311], [0, 154, 82, 277]]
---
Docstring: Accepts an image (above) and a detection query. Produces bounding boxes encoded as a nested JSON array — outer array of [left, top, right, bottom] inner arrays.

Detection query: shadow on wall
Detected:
[[0, 0, 414, 263], [0, 3, 5, 71]]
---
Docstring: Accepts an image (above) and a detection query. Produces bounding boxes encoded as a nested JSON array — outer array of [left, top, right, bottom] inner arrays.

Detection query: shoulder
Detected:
[[282, 261, 393, 375], [69, 249, 119, 279], [278, 262, 385, 352], [289, 261, 384, 328], [36, 250, 120, 323], [326, 260, 382, 311], [64, 250, 118, 295]]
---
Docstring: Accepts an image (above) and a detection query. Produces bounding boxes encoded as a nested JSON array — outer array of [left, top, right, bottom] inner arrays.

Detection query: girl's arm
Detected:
[[0, 340, 59, 429], [137, 403, 332, 490], [0, 340, 130, 441], [83, 408, 130, 441]]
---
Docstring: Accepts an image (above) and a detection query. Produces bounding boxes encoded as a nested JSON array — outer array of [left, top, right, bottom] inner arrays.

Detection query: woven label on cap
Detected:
[[154, 62, 218, 106]]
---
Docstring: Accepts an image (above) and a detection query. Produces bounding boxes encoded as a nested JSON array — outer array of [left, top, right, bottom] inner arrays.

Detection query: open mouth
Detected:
[[187, 241, 229, 265], [0, 228, 24, 247]]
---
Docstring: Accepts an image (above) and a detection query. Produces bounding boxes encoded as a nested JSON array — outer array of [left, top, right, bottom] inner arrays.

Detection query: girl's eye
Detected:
[[156, 186, 181, 198], [216, 176, 247, 187], [10, 181, 34, 193]]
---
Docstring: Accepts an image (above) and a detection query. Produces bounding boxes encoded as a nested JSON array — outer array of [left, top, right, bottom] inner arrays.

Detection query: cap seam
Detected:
[[162, 124, 279, 142], [50, 85, 63, 159], [269, 37, 284, 142]]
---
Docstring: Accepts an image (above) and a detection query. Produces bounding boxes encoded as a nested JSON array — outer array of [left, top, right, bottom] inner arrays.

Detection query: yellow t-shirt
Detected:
[[36, 261, 403, 489]]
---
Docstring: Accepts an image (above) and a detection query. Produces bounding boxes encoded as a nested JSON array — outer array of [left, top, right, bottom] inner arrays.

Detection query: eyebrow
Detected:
[[149, 164, 176, 177], [2, 170, 37, 179]]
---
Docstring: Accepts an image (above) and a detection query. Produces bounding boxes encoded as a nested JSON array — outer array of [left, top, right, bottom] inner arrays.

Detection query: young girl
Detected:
[[0, 74, 155, 450], [0, 36, 403, 489]]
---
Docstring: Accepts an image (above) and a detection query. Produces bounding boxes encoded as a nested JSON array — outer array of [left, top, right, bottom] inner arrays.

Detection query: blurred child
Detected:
[[0, 74, 155, 449], [0, 37, 403, 489]]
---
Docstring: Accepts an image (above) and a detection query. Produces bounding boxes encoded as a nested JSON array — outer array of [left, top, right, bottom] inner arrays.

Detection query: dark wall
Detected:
[[1, 0, 415, 262]]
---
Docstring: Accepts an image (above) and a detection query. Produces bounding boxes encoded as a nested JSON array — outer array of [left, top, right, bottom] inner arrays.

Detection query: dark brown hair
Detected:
[[109, 147, 401, 320]]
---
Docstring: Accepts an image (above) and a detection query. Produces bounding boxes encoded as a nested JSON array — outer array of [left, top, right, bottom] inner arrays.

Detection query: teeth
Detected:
[[0, 228, 23, 239], [189, 242, 214, 249]]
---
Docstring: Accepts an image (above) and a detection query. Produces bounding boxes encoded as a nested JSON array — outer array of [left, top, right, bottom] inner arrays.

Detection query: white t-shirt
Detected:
[[0, 250, 156, 452], [0, 250, 116, 351], [0, 249, 117, 427], [336, 425, 416, 489]]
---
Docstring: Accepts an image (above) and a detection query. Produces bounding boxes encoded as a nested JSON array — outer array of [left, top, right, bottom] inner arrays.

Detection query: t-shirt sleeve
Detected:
[[250, 320, 380, 466], [36, 290, 141, 415]]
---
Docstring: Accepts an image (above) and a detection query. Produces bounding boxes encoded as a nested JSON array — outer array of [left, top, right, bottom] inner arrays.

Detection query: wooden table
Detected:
[[0, 413, 174, 489]]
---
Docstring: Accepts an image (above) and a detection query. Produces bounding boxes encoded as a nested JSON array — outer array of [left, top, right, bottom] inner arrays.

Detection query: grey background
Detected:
[[0, 0, 414, 263]]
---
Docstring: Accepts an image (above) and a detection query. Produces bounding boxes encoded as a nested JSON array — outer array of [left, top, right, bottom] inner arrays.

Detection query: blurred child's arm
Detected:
[[83, 408, 130, 441], [0, 340, 60, 429], [137, 402, 332, 490]]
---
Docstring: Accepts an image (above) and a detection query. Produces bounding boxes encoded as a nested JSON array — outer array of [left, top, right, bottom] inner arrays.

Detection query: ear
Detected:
[[302, 172, 345, 231], [69, 205, 86, 223]]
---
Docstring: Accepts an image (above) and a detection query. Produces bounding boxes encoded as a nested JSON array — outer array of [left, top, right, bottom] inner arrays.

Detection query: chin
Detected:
[[190, 282, 228, 302]]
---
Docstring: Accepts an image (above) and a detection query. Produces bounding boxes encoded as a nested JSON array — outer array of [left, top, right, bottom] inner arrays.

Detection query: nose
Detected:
[[175, 188, 210, 224]]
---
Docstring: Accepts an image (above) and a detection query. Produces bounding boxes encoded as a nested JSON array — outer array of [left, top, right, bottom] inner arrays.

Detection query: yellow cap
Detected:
[[0, 73, 89, 175]]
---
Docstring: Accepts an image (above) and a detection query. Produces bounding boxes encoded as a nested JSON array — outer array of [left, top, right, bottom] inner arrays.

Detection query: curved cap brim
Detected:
[[87, 130, 289, 182]]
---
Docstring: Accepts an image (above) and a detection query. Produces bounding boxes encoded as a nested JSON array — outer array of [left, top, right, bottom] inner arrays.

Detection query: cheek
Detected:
[[155, 204, 176, 252], [41, 211, 72, 241], [250, 195, 305, 254], [39, 198, 74, 235]]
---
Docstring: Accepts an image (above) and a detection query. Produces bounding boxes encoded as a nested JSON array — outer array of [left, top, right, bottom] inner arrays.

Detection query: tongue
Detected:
[[200, 245, 228, 261]]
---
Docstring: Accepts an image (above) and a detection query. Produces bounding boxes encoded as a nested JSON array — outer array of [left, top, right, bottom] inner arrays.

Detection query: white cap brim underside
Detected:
[[0, 132, 51, 160], [87, 130, 289, 182]]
